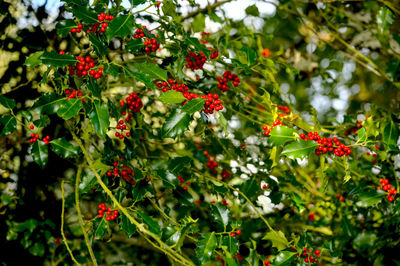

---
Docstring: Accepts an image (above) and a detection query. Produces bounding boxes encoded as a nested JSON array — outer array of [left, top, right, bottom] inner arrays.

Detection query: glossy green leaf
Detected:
[[161, 108, 191, 139], [39, 51, 76, 67], [88, 100, 110, 138], [33, 115, 50, 128], [136, 210, 161, 236], [289, 193, 305, 212], [0, 116, 17, 136], [240, 178, 259, 199], [245, 4, 260, 16], [126, 38, 143, 53], [186, 37, 211, 57], [57, 99, 82, 120], [273, 251, 296, 266], [71, 6, 98, 24], [95, 218, 108, 239], [106, 14, 135, 40], [28, 242, 45, 257], [50, 138, 80, 158], [131, 63, 168, 81], [353, 232, 377, 252], [182, 98, 206, 115], [159, 90, 186, 104], [89, 34, 107, 56], [377, 7, 394, 33], [24, 51, 44, 67], [281, 139, 319, 159], [192, 13, 205, 32], [31, 141, 48, 168], [162, 227, 181, 246], [56, 19, 76, 37], [168, 156, 191, 175], [0, 95, 16, 109], [357, 127, 367, 142], [263, 230, 289, 251], [19, 110, 33, 121], [79, 171, 97, 194], [356, 190, 385, 207], [211, 203, 230, 227], [120, 214, 136, 237], [87, 78, 102, 98], [268, 126, 295, 146], [383, 121, 399, 151], [195, 232, 217, 264], [162, 0, 177, 18], [156, 169, 176, 188], [222, 235, 239, 255]]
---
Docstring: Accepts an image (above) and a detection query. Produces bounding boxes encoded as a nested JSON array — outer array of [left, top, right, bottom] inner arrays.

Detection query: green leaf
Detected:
[[95, 218, 108, 239], [222, 235, 239, 255], [192, 13, 205, 32], [273, 251, 296, 266], [162, 0, 177, 18], [182, 98, 206, 115], [168, 156, 191, 175], [239, 46, 257, 65], [268, 126, 295, 146], [159, 90, 186, 104], [240, 178, 259, 199], [289, 193, 305, 212], [210, 203, 230, 227], [120, 214, 136, 237], [136, 210, 162, 236], [40, 51, 76, 68], [88, 100, 110, 138], [131, 63, 168, 81], [245, 4, 260, 16], [19, 110, 33, 121], [57, 99, 82, 120], [33, 115, 50, 128], [0, 116, 16, 136], [357, 127, 367, 142], [56, 19, 76, 37], [106, 14, 135, 40], [353, 232, 377, 252], [281, 140, 319, 159], [31, 141, 48, 168], [263, 230, 289, 251], [32, 93, 64, 115], [89, 34, 107, 56], [219, 112, 229, 136], [383, 121, 399, 151], [156, 169, 176, 189], [71, 6, 98, 24], [186, 37, 211, 57], [0, 95, 16, 109], [126, 38, 143, 53], [377, 7, 394, 33], [356, 190, 385, 207], [195, 232, 217, 264], [28, 242, 45, 257], [25, 51, 44, 67], [87, 79, 102, 98], [161, 108, 191, 139], [162, 227, 181, 246], [79, 171, 97, 194], [50, 138, 80, 158]]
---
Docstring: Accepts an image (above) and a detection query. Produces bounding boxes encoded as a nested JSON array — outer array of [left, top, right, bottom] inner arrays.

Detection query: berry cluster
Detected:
[[98, 203, 119, 221], [296, 247, 320, 264], [120, 93, 143, 113], [233, 253, 243, 261], [200, 93, 223, 114], [344, 119, 363, 136], [210, 49, 218, 59], [157, 79, 189, 93], [69, 13, 113, 34], [29, 131, 50, 145], [217, 71, 240, 92], [230, 229, 241, 237], [134, 27, 160, 54], [204, 151, 219, 174], [299, 133, 352, 157], [115, 119, 130, 139], [366, 151, 377, 164], [65, 55, 103, 79], [278, 105, 290, 115], [65, 89, 85, 103], [185, 51, 207, 70], [221, 168, 230, 180], [106, 159, 135, 185], [264, 260, 271, 266], [336, 194, 345, 202], [262, 119, 284, 136], [177, 175, 190, 190], [378, 178, 397, 202], [200, 32, 210, 44]]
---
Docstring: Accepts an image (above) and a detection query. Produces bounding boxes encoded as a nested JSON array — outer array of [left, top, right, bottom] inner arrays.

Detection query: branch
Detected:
[[182, 0, 231, 21]]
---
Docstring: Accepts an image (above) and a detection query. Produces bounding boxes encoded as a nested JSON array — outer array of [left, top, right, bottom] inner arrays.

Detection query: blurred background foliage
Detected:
[[1, 0, 400, 265]]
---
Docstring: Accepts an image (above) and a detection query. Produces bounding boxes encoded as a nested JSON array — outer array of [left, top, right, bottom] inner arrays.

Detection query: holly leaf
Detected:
[[268, 126, 295, 146], [89, 34, 107, 56], [126, 38, 143, 53], [88, 100, 110, 138], [377, 7, 394, 33], [162, 108, 191, 139], [31, 140, 49, 168], [0, 95, 16, 109], [240, 178, 259, 199], [87, 79, 102, 98], [106, 14, 135, 40], [221, 235, 239, 255], [382, 121, 399, 151], [33, 115, 50, 128], [0, 116, 17, 136], [95, 218, 108, 239], [281, 140, 319, 159], [136, 210, 161, 236], [131, 63, 168, 81], [120, 213, 136, 237], [56, 19, 76, 37], [195, 232, 217, 264], [273, 251, 296, 266], [192, 13, 205, 32], [356, 190, 385, 207], [156, 169, 176, 189], [168, 156, 191, 175], [263, 230, 289, 251], [79, 171, 97, 194], [210, 203, 230, 228], [32, 93, 65, 115], [25, 51, 44, 67], [50, 138, 80, 159], [71, 6, 98, 24], [18, 110, 33, 121], [245, 4, 260, 16], [162, 227, 181, 246], [159, 90, 186, 104], [186, 37, 211, 57], [57, 99, 82, 120], [182, 98, 206, 115], [40, 51, 76, 67]]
